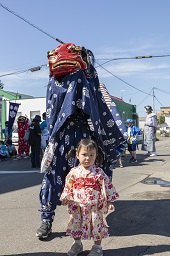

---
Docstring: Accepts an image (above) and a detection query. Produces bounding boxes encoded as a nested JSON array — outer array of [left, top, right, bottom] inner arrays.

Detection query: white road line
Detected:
[[0, 170, 40, 174]]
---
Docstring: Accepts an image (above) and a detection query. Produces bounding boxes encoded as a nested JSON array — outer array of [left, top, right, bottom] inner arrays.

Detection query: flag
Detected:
[[0, 96, 2, 127], [8, 102, 20, 134]]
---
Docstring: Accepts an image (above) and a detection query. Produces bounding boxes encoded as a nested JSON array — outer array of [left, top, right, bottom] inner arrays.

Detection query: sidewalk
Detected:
[[0, 137, 170, 256]]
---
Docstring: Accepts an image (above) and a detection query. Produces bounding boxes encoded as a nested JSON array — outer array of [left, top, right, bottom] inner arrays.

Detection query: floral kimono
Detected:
[[60, 164, 119, 241]]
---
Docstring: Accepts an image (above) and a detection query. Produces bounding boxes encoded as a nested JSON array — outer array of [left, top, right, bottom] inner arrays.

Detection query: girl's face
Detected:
[[76, 146, 97, 169]]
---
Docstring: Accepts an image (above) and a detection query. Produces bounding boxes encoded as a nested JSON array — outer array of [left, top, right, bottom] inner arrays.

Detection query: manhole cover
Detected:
[[141, 177, 170, 186]]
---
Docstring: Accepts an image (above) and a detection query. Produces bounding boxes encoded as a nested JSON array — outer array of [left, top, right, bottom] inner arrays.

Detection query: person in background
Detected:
[[0, 140, 9, 160], [17, 116, 30, 159], [40, 112, 49, 154], [126, 119, 141, 163], [60, 139, 119, 256], [142, 105, 157, 156], [2, 121, 12, 142], [29, 115, 41, 168], [6, 139, 17, 157]]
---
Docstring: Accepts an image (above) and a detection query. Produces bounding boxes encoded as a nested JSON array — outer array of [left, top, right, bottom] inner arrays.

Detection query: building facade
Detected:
[[0, 87, 138, 139]]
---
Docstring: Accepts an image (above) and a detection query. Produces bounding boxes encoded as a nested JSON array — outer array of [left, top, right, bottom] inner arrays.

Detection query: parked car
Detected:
[[12, 128, 19, 145]]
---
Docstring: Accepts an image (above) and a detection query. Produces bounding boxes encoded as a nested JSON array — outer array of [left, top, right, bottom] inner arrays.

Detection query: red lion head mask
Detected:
[[48, 43, 88, 78]]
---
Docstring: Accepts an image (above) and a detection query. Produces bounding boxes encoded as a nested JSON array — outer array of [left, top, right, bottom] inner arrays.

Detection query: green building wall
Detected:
[[112, 97, 138, 126], [0, 90, 21, 138]]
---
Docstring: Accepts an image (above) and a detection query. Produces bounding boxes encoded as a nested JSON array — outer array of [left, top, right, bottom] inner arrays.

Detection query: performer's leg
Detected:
[[36, 172, 59, 239], [30, 145, 36, 167]]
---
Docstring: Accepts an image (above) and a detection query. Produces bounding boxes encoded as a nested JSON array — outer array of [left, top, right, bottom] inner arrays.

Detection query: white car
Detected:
[[12, 128, 19, 145]]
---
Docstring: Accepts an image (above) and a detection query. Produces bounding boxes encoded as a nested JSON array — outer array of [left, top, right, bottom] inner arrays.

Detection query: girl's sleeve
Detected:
[[102, 171, 119, 202], [60, 170, 74, 202]]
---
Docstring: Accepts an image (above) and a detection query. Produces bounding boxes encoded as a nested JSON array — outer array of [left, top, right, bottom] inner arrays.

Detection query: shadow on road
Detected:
[[107, 199, 170, 237], [0, 172, 43, 195], [38, 231, 66, 241], [5, 245, 170, 256]]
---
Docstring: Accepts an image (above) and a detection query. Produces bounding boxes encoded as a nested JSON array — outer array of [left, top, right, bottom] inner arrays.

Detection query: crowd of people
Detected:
[[0, 112, 49, 164]]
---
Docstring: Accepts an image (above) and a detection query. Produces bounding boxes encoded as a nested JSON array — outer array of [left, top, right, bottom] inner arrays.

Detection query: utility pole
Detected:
[[152, 87, 155, 113]]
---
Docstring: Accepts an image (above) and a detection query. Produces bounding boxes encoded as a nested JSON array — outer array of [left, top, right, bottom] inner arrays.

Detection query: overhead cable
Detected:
[[137, 88, 153, 106], [96, 54, 170, 62], [0, 2, 64, 44], [154, 87, 170, 94], [1, 3, 170, 61], [95, 61, 152, 96], [0, 64, 47, 78], [154, 95, 164, 107]]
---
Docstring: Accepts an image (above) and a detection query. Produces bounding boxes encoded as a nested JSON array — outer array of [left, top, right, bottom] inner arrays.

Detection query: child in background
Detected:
[[60, 138, 119, 256], [2, 121, 13, 142], [6, 139, 17, 157], [0, 140, 9, 160], [126, 119, 141, 163]]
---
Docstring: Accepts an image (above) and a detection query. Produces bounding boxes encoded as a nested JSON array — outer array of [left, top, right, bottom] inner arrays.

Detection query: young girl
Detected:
[[60, 139, 119, 256]]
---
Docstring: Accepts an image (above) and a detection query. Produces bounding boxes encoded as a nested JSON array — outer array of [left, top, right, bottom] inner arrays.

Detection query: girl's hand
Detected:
[[107, 202, 115, 211], [61, 198, 69, 205]]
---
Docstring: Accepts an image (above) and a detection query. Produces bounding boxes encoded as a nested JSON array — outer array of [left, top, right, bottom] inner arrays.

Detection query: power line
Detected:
[[154, 87, 170, 94], [0, 2, 169, 109], [0, 64, 47, 78], [1, 2, 170, 63], [96, 54, 170, 63], [154, 95, 164, 107], [137, 88, 153, 106], [95, 61, 152, 96], [96, 62, 166, 109], [0, 2, 64, 44]]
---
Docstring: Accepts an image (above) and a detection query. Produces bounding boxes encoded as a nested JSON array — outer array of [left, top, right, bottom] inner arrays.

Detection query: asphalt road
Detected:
[[0, 137, 170, 256]]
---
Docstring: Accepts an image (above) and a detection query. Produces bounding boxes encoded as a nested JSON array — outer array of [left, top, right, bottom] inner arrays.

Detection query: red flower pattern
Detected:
[[60, 164, 119, 241]]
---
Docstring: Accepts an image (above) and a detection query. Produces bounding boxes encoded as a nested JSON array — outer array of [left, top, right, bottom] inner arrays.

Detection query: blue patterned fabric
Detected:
[[39, 67, 125, 220], [110, 101, 128, 154]]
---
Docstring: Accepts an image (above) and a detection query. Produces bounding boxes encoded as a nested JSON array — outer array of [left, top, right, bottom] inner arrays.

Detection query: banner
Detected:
[[0, 96, 2, 135], [8, 102, 20, 134]]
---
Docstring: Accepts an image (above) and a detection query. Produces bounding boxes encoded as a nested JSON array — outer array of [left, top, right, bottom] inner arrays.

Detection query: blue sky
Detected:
[[0, 0, 170, 117]]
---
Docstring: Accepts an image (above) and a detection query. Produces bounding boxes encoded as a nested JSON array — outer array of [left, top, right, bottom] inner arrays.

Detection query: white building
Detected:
[[6, 97, 46, 128]]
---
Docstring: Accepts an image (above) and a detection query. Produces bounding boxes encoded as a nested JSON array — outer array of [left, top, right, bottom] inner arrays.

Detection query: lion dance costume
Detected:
[[36, 43, 125, 238]]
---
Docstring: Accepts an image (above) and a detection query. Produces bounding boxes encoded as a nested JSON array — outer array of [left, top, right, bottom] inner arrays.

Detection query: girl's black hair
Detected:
[[6, 139, 12, 145], [68, 138, 103, 165]]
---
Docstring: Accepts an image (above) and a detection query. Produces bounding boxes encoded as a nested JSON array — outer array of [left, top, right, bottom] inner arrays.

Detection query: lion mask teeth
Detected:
[[48, 43, 87, 78]]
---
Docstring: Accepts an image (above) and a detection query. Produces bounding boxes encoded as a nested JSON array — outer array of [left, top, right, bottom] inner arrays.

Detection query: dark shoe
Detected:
[[129, 157, 134, 163], [31, 165, 36, 168], [131, 158, 137, 163], [36, 222, 52, 239]]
